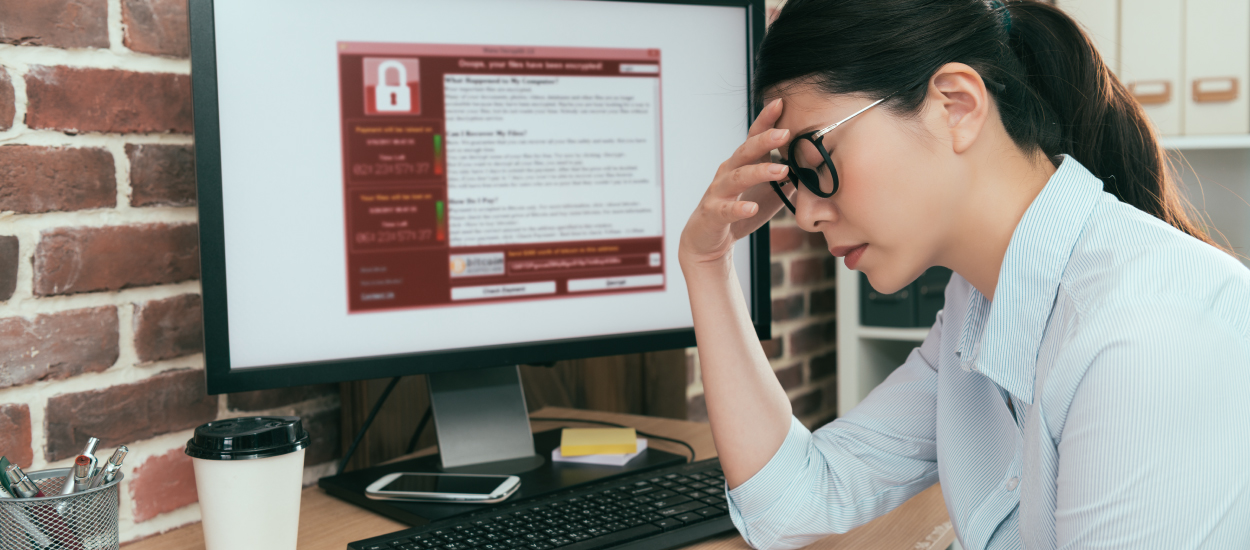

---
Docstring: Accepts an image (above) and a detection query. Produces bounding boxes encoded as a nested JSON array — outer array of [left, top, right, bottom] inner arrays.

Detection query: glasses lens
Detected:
[[792, 137, 836, 195]]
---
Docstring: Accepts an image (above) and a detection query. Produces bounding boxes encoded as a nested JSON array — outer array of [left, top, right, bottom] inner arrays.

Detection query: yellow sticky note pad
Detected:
[[560, 427, 638, 456]]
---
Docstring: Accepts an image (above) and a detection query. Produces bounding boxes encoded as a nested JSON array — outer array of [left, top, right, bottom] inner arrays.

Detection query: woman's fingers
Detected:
[[716, 159, 789, 199], [746, 98, 784, 138], [724, 128, 790, 176], [707, 200, 761, 227]]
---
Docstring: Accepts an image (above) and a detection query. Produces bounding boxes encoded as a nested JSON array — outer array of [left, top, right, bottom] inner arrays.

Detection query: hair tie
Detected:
[[988, 0, 1012, 33]]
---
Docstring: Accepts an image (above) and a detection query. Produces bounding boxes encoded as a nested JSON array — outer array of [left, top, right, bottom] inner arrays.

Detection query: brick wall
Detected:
[[0, 0, 340, 542], [683, 0, 840, 430]]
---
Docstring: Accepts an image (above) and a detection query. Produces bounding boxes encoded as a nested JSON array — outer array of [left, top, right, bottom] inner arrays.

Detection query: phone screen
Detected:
[[382, 474, 505, 495]]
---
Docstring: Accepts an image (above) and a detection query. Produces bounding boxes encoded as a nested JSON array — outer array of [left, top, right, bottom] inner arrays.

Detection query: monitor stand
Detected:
[[318, 365, 687, 526]]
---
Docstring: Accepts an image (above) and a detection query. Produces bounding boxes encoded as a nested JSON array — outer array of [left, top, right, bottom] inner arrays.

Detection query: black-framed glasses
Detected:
[[767, 74, 1002, 214], [769, 92, 896, 214]]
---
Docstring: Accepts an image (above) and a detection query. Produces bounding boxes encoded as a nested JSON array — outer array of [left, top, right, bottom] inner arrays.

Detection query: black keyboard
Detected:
[[349, 458, 733, 550]]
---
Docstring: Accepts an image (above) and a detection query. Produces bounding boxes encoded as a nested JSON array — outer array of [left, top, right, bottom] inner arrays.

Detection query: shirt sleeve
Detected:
[[725, 316, 944, 550], [1055, 299, 1250, 548]]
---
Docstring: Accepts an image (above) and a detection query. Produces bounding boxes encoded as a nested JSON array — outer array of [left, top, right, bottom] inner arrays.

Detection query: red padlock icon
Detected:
[[375, 60, 412, 112]]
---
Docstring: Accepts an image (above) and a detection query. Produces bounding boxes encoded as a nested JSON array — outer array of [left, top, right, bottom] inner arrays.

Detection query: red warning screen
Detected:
[[339, 43, 665, 313]]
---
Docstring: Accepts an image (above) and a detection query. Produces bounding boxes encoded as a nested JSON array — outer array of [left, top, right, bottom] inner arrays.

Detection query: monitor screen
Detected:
[[193, 0, 768, 392]]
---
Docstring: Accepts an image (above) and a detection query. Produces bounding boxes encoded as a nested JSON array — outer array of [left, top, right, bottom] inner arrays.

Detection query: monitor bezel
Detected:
[[189, 0, 772, 395]]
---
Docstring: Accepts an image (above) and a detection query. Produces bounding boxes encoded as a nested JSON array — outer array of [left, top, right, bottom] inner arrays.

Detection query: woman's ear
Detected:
[[925, 62, 992, 154]]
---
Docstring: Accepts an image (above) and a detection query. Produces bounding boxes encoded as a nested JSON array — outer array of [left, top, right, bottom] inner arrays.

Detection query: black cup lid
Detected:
[[185, 416, 310, 461]]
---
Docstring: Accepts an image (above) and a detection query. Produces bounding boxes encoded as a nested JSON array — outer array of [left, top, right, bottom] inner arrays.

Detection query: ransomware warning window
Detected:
[[338, 43, 665, 313]]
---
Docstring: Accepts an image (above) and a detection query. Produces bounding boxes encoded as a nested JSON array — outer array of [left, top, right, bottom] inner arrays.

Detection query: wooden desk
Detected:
[[125, 407, 954, 550]]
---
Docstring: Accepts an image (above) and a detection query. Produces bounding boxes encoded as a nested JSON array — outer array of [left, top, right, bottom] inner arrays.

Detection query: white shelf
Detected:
[[858, 326, 930, 342], [1161, 134, 1250, 150], [836, 259, 931, 416]]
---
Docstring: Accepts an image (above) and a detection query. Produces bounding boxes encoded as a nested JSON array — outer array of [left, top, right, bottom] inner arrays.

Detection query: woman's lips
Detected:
[[830, 244, 869, 270]]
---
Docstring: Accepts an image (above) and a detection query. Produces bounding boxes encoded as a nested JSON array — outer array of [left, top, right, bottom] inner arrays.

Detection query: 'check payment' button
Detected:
[[451, 281, 556, 301], [567, 274, 664, 292]]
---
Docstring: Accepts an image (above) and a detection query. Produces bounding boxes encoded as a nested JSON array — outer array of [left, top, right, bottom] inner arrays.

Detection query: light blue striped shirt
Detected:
[[727, 154, 1250, 549]]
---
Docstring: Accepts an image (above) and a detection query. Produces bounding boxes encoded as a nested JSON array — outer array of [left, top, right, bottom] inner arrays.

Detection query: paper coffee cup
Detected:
[[185, 416, 311, 550]]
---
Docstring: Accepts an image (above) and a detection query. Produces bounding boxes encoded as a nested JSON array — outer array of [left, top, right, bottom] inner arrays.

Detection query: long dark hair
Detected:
[[756, 0, 1219, 248]]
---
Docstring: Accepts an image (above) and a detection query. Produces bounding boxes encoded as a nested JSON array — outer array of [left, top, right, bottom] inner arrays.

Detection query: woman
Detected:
[[679, 0, 1250, 548]]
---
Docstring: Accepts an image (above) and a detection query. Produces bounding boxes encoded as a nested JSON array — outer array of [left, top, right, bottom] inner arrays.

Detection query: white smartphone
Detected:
[[365, 472, 521, 503]]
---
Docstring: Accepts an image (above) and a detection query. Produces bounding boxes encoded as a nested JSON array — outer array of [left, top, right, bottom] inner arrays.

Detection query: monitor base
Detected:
[[317, 428, 687, 526]]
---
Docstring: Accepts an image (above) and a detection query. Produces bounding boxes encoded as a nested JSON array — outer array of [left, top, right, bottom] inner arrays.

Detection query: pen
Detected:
[[71, 456, 94, 493], [6, 464, 44, 498], [60, 438, 100, 496], [89, 446, 127, 489]]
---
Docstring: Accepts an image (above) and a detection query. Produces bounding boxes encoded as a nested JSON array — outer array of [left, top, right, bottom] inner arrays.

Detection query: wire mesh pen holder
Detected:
[[0, 468, 123, 550]]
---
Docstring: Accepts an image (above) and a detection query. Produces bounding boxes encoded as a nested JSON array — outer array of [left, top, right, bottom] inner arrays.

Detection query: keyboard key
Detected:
[[656, 501, 706, 517], [652, 518, 684, 531], [650, 495, 692, 508], [526, 543, 554, 550], [557, 524, 661, 550], [701, 496, 726, 505], [696, 507, 727, 518], [649, 490, 677, 500], [673, 512, 705, 523]]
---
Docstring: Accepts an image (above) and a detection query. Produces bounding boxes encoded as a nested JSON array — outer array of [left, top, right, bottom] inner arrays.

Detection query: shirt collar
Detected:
[[960, 154, 1104, 404]]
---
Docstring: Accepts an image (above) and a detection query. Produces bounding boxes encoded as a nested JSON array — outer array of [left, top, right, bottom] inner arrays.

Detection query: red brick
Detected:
[[770, 261, 784, 288], [121, 0, 189, 58], [304, 406, 342, 466], [823, 257, 838, 280], [25, 66, 192, 134], [770, 226, 805, 253], [127, 144, 196, 207], [0, 68, 14, 131], [33, 223, 200, 296], [760, 338, 783, 359], [0, 0, 109, 49], [0, 146, 116, 213], [790, 388, 823, 417], [810, 288, 837, 315], [771, 294, 804, 321], [774, 363, 802, 390], [788, 320, 835, 356], [686, 392, 707, 423], [811, 351, 837, 381], [0, 235, 16, 301], [45, 368, 217, 461], [227, 384, 338, 412], [134, 294, 203, 362], [129, 447, 198, 522], [806, 231, 827, 250], [0, 404, 33, 468], [789, 257, 822, 285], [0, 307, 119, 389]]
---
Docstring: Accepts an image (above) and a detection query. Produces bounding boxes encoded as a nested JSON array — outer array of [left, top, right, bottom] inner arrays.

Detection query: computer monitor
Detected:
[[189, 0, 768, 479]]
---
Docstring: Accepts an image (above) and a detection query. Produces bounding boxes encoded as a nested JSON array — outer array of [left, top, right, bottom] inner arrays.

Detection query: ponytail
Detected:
[[756, 0, 1220, 248]]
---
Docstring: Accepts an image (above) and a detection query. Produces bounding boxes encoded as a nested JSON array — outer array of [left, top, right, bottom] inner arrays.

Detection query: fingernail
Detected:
[[745, 203, 759, 215], [770, 128, 789, 141], [770, 98, 782, 109], [769, 164, 787, 175]]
